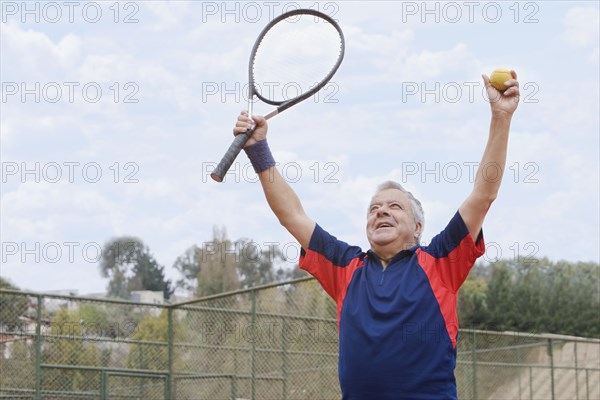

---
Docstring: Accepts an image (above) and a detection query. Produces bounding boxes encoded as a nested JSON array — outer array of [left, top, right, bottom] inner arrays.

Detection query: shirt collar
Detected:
[[366, 245, 418, 264]]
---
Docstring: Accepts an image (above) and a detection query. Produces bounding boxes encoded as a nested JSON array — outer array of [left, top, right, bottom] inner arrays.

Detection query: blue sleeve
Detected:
[[305, 224, 364, 268], [299, 224, 364, 302], [419, 211, 486, 291], [423, 211, 484, 258]]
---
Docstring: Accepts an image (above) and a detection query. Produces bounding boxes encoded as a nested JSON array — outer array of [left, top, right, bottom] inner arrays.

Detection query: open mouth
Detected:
[[376, 222, 393, 230]]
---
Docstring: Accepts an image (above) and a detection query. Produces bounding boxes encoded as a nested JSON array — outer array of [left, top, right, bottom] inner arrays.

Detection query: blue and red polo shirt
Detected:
[[299, 211, 485, 399]]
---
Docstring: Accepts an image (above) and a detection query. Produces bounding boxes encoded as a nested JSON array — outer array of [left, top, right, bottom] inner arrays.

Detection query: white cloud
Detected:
[[346, 26, 414, 56], [342, 26, 478, 88], [77, 53, 138, 82], [563, 6, 600, 64], [400, 43, 475, 79], [1, 23, 82, 73], [143, 1, 191, 31], [590, 46, 599, 65], [563, 7, 600, 47]]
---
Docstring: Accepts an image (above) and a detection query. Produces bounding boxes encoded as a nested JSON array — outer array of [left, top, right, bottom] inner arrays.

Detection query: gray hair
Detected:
[[370, 180, 425, 242]]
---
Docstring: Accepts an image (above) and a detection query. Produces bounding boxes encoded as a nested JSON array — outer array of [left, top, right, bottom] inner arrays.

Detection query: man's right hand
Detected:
[[234, 110, 315, 250], [234, 111, 268, 147]]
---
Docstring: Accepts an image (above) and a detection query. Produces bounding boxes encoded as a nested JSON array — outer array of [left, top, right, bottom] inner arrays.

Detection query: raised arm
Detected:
[[234, 112, 316, 249], [459, 71, 520, 240]]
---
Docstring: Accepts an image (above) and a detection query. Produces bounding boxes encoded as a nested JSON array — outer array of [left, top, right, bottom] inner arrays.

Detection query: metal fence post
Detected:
[[251, 289, 257, 400], [574, 341, 579, 400], [233, 348, 238, 399], [167, 308, 173, 400], [529, 366, 533, 400], [516, 345, 522, 400], [34, 294, 42, 400], [281, 316, 289, 400], [471, 330, 477, 400], [548, 338, 555, 400], [585, 369, 589, 400], [100, 370, 107, 400], [137, 344, 144, 399]]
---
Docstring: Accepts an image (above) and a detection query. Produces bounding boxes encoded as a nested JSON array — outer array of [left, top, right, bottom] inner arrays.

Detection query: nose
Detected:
[[376, 205, 390, 217]]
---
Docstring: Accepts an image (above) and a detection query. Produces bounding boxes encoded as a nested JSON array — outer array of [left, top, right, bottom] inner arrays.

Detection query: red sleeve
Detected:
[[416, 212, 486, 348], [299, 224, 364, 322], [418, 211, 485, 291]]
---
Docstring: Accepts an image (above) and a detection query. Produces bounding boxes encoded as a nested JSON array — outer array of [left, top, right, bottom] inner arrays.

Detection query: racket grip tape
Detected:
[[210, 130, 253, 182]]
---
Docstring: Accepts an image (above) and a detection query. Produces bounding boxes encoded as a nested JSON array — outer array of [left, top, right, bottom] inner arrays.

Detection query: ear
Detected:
[[414, 222, 423, 240]]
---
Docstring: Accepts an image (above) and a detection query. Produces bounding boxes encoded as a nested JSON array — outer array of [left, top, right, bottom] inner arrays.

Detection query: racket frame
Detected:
[[211, 8, 345, 182]]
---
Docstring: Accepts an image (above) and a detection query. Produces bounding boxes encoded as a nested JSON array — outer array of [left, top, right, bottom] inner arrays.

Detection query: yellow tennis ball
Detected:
[[489, 68, 512, 91]]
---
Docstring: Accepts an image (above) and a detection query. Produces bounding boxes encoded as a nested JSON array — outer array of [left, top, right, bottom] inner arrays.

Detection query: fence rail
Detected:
[[1, 278, 599, 399]]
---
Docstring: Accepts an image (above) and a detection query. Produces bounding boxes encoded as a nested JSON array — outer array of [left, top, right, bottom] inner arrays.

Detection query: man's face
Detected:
[[366, 189, 421, 252]]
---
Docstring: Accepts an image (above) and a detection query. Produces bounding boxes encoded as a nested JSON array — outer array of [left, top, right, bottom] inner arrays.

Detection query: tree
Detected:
[[276, 263, 309, 282], [0, 278, 34, 392], [196, 227, 240, 297], [125, 310, 169, 371], [43, 307, 104, 394], [174, 229, 309, 298], [236, 239, 286, 289], [128, 251, 174, 299], [482, 260, 516, 331], [511, 259, 548, 333], [173, 245, 202, 292], [463, 258, 600, 338], [99, 236, 173, 300], [0, 277, 28, 329], [543, 260, 599, 336], [3, 340, 35, 392], [458, 277, 489, 329]]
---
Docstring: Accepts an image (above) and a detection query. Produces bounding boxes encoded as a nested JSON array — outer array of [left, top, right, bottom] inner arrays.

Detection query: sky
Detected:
[[1, 1, 599, 296]]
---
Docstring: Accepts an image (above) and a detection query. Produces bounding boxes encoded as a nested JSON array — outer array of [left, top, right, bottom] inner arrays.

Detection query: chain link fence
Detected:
[[1, 278, 599, 399]]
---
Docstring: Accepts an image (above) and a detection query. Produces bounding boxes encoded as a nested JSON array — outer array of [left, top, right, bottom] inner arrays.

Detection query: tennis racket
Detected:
[[210, 8, 345, 182]]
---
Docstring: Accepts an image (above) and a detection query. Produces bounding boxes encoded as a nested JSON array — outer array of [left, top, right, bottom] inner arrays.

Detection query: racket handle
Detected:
[[211, 130, 253, 182]]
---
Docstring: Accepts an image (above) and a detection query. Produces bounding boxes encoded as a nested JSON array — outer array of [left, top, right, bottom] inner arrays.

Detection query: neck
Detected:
[[370, 249, 398, 269], [372, 252, 391, 268], [371, 240, 417, 269]]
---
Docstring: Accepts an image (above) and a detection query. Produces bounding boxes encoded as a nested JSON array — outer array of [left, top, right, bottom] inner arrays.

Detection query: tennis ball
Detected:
[[489, 68, 512, 91]]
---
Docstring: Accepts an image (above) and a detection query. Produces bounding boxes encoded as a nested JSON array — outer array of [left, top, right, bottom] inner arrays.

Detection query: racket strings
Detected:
[[252, 15, 343, 103]]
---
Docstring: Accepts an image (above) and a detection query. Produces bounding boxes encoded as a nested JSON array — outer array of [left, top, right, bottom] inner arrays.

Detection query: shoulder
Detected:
[[302, 223, 365, 267], [420, 211, 484, 258]]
